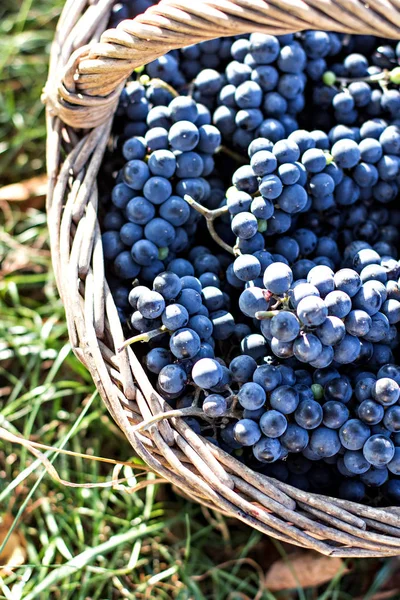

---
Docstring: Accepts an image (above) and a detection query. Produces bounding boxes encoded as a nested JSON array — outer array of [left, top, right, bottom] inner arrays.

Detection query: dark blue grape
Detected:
[[203, 394, 227, 418], [161, 303, 189, 331], [211, 310, 235, 340], [231, 212, 258, 239], [270, 311, 300, 342], [238, 382, 266, 410], [229, 355, 257, 383], [114, 251, 141, 279], [270, 385, 299, 414], [363, 435, 395, 467], [372, 377, 400, 406], [233, 255, 261, 282], [294, 399, 323, 430], [102, 231, 125, 260], [316, 316, 345, 346], [145, 348, 172, 374], [158, 363, 187, 395], [309, 427, 341, 457], [339, 419, 370, 450], [260, 410, 288, 438], [252, 365, 282, 392], [293, 333, 322, 363], [281, 424, 309, 453], [333, 334, 361, 364], [250, 150, 277, 176], [253, 437, 282, 462], [192, 358, 222, 389], [345, 309, 371, 337], [234, 419, 262, 446], [323, 401, 349, 429], [170, 328, 201, 359], [358, 400, 384, 426], [297, 295, 328, 327], [361, 466, 389, 487], [239, 287, 269, 318], [263, 263, 293, 294], [343, 450, 370, 475]]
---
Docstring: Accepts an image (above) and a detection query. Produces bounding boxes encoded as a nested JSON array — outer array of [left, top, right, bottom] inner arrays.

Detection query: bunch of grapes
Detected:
[[313, 45, 400, 129], [254, 254, 400, 364], [193, 31, 345, 151], [123, 261, 400, 503], [193, 353, 400, 502], [102, 94, 222, 286], [228, 122, 400, 254]]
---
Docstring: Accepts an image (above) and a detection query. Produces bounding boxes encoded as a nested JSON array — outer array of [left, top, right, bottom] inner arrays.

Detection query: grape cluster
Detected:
[[99, 22, 400, 506], [102, 94, 222, 285], [234, 240, 400, 363], [314, 44, 400, 129], [194, 31, 344, 151], [125, 257, 235, 400], [196, 359, 400, 491], [228, 121, 400, 252]]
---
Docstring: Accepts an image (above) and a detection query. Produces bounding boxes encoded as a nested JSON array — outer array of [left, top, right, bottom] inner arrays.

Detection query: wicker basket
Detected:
[[44, 0, 400, 557]]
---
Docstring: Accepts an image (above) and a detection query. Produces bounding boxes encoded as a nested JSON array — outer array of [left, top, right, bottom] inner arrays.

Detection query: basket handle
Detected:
[[45, 0, 400, 128]]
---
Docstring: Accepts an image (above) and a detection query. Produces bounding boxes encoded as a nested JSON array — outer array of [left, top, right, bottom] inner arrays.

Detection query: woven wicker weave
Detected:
[[44, 0, 400, 557]]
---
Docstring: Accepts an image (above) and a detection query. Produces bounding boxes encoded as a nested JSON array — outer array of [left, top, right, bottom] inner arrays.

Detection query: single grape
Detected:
[[339, 419, 371, 450], [234, 419, 262, 446], [309, 427, 341, 458], [229, 355, 257, 383], [260, 410, 288, 438], [253, 437, 282, 463], [263, 263, 293, 294], [363, 435, 395, 467], [280, 424, 309, 453], [270, 385, 299, 414], [192, 358, 223, 389], [170, 328, 201, 359]]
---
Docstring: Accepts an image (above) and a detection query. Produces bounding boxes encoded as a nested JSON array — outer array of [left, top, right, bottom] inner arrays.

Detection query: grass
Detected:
[[0, 1, 400, 599], [0, 0, 66, 185]]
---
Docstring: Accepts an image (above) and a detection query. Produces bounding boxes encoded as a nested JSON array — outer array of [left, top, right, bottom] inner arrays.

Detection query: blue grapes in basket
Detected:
[[100, 28, 400, 506], [145, 38, 238, 92], [179, 38, 235, 82], [226, 122, 400, 259]]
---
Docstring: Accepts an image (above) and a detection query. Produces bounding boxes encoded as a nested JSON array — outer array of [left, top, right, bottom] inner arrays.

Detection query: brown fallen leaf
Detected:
[[0, 174, 47, 209], [264, 550, 349, 591], [0, 513, 27, 576]]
